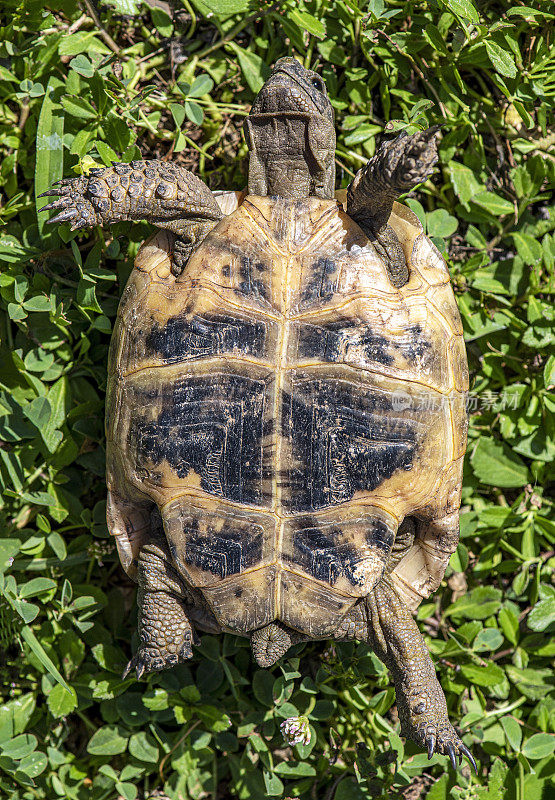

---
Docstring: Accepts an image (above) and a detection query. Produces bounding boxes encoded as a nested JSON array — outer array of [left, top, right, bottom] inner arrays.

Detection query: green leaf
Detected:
[[196, 705, 231, 733], [35, 76, 64, 241], [22, 295, 52, 312], [150, 7, 173, 37], [473, 627, 503, 652], [507, 6, 555, 19], [17, 750, 48, 778], [471, 190, 514, 216], [263, 770, 284, 796], [446, 586, 502, 620], [471, 438, 529, 487], [191, 0, 250, 17], [0, 693, 35, 743], [426, 208, 458, 238], [20, 626, 72, 693], [0, 733, 37, 760], [485, 40, 518, 79], [70, 54, 94, 78], [438, 0, 479, 24], [7, 303, 27, 321], [187, 75, 214, 98], [19, 578, 57, 598], [61, 95, 97, 120], [226, 42, 271, 94], [0, 539, 20, 572], [335, 778, 368, 800], [528, 595, 555, 632], [521, 733, 555, 760], [505, 666, 552, 700], [426, 774, 449, 800], [58, 31, 110, 57], [128, 731, 159, 763], [460, 663, 505, 687], [423, 25, 448, 56], [498, 606, 519, 645], [23, 397, 51, 430], [511, 232, 543, 265], [87, 725, 128, 756], [501, 716, 522, 751], [184, 100, 204, 126], [116, 782, 138, 800], [110, 0, 141, 14], [274, 760, 316, 777], [47, 684, 78, 718], [288, 10, 326, 39], [252, 670, 275, 707], [96, 140, 119, 166], [448, 161, 482, 205]]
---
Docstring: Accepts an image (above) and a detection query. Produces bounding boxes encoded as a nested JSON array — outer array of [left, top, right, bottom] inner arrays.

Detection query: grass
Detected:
[[0, 1, 554, 798]]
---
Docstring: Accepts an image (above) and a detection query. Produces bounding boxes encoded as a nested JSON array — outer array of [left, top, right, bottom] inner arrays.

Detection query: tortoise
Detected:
[[40, 58, 473, 769]]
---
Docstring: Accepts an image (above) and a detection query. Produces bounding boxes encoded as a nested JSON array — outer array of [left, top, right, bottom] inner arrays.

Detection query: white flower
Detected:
[[280, 716, 311, 747]]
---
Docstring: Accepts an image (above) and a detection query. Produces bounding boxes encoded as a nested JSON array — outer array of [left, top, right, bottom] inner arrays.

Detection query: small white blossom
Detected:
[[280, 716, 311, 747]]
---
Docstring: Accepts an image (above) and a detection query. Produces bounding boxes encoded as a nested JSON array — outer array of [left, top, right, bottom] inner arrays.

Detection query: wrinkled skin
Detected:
[[41, 58, 473, 772]]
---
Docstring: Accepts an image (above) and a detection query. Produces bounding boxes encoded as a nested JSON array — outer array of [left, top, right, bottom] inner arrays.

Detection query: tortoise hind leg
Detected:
[[365, 578, 476, 771], [123, 539, 197, 679]]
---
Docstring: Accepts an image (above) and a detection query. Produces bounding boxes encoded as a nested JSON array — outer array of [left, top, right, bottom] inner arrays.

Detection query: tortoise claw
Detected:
[[70, 218, 93, 231], [459, 743, 477, 774], [46, 208, 79, 224], [414, 717, 475, 772], [122, 656, 147, 681], [446, 742, 457, 771], [121, 659, 133, 680], [39, 197, 73, 212]]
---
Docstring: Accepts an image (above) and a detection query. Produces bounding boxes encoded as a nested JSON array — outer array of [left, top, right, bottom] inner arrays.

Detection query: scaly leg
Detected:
[[346, 128, 439, 287], [39, 160, 223, 273], [123, 540, 196, 678], [366, 578, 476, 771]]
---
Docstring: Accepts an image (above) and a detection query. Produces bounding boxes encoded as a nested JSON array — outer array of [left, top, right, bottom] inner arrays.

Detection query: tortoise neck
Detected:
[[248, 162, 315, 200], [244, 112, 335, 200]]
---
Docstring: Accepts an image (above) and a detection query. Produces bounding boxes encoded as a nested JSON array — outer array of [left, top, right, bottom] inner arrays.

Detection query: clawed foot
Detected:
[[38, 173, 106, 230], [379, 126, 440, 194], [412, 718, 476, 773], [122, 637, 194, 680]]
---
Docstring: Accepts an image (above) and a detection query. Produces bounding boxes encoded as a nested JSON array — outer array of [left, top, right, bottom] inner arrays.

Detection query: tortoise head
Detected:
[[244, 58, 336, 200]]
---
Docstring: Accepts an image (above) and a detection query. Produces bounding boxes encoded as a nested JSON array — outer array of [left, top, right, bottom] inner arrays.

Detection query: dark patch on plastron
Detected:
[[238, 256, 269, 299], [301, 257, 338, 303], [290, 522, 362, 586], [396, 324, 432, 362], [298, 318, 394, 366], [184, 526, 263, 579], [129, 375, 266, 505], [145, 313, 266, 364], [297, 320, 433, 369], [281, 379, 417, 512], [365, 518, 394, 552]]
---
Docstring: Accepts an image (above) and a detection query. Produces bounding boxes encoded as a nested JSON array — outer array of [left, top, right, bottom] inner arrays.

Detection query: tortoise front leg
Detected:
[[346, 128, 439, 287], [123, 540, 197, 679], [39, 160, 223, 273], [366, 578, 476, 771]]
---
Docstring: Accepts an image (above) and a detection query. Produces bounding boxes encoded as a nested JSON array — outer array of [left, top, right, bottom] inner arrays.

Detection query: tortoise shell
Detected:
[[106, 194, 468, 637]]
